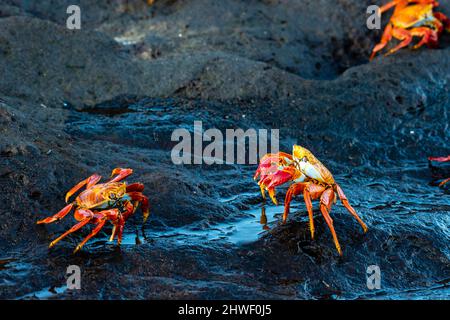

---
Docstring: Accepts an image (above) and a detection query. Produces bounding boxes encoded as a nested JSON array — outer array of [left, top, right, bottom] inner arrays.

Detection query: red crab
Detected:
[[370, 0, 450, 60], [428, 155, 450, 187], [37, 168, 149, 253]]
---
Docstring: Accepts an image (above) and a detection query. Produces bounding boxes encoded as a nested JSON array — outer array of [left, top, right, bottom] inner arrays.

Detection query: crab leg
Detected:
[[259, 166, 298, 205], [49, 216, 92, 248], [335, 184, 368, 233], [387, 27, 413, 56], [109, 168, 133, 183], [109, 203, 132, 243], [434, 12, 450, 32], [429, 155, 450, 162], [319, 189, 342, 256], [126, 183, 145, 192], [127, 192, 150, 222], [37, 203, 74, 224], [73, 217, 108, 253], [438, 178, 450, 187], [303, 183, 327, 239], [409, 27, 439, 49], [65, 174, 102, 203], [254, 152, 294, 183], [381, 0, 439, 13], [370, 24, 393, 60], [74, 209, 123, 252], [116, 218, 126, 245], [282, 182, 325, 239], [109, 225, 117, 242]]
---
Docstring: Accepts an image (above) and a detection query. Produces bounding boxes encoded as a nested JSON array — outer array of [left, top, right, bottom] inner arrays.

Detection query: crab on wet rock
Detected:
[[254, 145, 368, 256], [37, 168, 149, 253], [371, 0, 450, 60]]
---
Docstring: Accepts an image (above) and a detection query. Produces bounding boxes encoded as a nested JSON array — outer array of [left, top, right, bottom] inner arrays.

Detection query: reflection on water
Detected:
[[103, 203, 302, 247], [260, 207, 270, 230], [17, 285, 67, 300]]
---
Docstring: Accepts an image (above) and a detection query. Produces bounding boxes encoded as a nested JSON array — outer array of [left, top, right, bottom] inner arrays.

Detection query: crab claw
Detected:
[[260, 167, 299, 205], [254, 152, 293, 180], [110, 168, 133, 182], [255, 152, 298, 205], [428, 155, 450, 187], [428, 155, 450, 162]]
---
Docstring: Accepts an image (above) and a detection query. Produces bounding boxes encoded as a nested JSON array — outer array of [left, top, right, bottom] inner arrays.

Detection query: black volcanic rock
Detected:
[[0, 0, 449, 300]]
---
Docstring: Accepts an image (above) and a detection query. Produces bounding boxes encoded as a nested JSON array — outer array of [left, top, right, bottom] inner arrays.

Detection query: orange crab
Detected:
[[254, 145, 368, 256], [37, 168, 149, 253], [428, 155, 450, 187], [370, 0, 450, 60]]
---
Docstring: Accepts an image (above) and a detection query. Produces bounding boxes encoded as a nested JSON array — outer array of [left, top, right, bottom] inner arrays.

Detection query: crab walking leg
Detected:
[[335, 184, 368, 233], [411, 27, 431, 49], [109, 225, 117, 242], [116, 202, 134, 244], [65, 174, 102, 203], [104, 208, 124, 242], [434, 12, 450, 32], [303, 183, 326, 239], [386, 27, 413, 56], [74, 218, 107, 253], [381, 0, 438, 13], [283, 183, 306, 223], [428, 155, 450, 162], [109, 168, 133, 183], [49, 216, 92, 248], [37, 203, 74, 224], [122, 200, 136, 219], [126, 183, 145, 192], [408, 27, 439, 49], [439, 178, 450, 187], [370, 24, 393, 60], [127, 192, 150, 222], [116, 217, 126, 245], [319, 189, 342, 256]]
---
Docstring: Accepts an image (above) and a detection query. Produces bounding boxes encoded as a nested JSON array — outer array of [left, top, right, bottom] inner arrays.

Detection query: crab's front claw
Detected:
[[110, 168, 133, 183], [254, 152, 294, 180], [257, 166, 298, 205], [429, 155, 450, 187]]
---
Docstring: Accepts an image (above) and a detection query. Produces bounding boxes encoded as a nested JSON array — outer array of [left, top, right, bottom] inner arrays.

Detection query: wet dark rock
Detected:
[[0, 0, 449, 300]]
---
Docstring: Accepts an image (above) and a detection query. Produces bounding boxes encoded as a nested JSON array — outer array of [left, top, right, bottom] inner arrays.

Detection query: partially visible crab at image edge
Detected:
[[254, 145, 368, 256], [37, 168, 149, 253], [428, 155, 450, 187], [371, 0, 450, 60]]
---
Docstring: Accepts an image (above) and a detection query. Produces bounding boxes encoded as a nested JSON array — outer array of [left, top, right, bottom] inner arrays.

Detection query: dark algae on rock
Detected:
[[0, 0, 449, 300]]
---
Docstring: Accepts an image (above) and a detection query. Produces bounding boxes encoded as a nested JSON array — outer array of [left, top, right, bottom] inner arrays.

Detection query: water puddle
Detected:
[[103, 203, 302, 247], [17, 285, 68, 300]]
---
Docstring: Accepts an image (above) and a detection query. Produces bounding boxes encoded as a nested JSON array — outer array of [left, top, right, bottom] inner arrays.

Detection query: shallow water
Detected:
[[100, 202, 302, 247]]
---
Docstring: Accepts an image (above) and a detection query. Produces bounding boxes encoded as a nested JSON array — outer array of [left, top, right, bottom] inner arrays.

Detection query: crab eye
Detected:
[[302, 156, 308, 162], [109, 193, 116, 200]]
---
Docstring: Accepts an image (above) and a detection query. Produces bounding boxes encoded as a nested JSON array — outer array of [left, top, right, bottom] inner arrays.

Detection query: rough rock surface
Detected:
[[0, 0, 449, 299]]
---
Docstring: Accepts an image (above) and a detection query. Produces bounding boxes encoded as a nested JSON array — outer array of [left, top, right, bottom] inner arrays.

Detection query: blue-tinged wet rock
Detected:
[[0, 0, 449, 300]]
